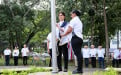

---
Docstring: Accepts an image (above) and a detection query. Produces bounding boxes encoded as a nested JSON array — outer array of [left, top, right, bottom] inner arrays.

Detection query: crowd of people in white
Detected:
[[3, 44, 29, 66], [79, 44, 121, 68]]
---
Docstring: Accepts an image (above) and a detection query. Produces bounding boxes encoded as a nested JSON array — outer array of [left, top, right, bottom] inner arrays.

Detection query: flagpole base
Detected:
[[52, 70, 58, 73]]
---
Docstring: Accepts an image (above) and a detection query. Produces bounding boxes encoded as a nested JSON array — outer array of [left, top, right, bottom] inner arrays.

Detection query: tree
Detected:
[[0, 0, 50, 50]]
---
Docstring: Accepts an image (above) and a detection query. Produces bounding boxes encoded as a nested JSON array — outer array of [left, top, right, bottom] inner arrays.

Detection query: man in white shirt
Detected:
[[3, 47, 11, 66], [21, 44, 29, 65], [56, 12, 69, 72], [89, 45, 97, 68], [112, 48, 119, 67], [97, 45, 105, 68], [82, 45, 90, 68]]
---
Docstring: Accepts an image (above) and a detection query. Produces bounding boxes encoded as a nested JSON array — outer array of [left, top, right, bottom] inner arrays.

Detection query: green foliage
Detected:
[[56, 0, 121, 46], [1, 67, 50, 75], [93, 68, 118, 75], [0, 0, 50, 50]]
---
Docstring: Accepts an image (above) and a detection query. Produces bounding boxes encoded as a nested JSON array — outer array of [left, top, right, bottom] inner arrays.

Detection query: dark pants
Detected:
[[5, 55, 10, 66], [57, 43, 68, 70], [91, 57, 96, 68], [119, 59, 121, 64], [84, 58, 89, 68], [98, 57, 104, 68], [112, 59, 119, 67], [71, 35, 83, 71], [14, 56, 18, 66], [23, 56, 28, 65], [49, 49, 52, 67]]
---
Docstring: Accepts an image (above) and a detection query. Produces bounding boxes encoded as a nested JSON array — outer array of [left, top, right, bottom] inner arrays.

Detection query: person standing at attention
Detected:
[[61, 10, 83, 74], [118, 48, 121, 65], [82, 45, 90, 68], [112, 48, 119, 67], [47, 32, 52, 67], [4, 47, 11, 66], [21, 44, 29, 65], [97, 45, 105, 69], [12, 46, 19, 66], [89, 45, 97, 68], [56, 12, 70, 72]]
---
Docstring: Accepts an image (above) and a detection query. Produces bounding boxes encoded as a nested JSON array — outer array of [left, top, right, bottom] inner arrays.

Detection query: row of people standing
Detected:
[[3, 44, 29, 66], [112, 48, 121, 67], [47, 10, 83, 74], [82, 45, 105, 69]]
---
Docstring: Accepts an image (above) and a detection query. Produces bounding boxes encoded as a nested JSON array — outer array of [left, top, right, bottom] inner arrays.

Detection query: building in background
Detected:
[[110, 30, 121, 48]]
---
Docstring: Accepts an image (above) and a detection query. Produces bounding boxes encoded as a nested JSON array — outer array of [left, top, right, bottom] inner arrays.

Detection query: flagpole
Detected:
[[51, 0, 58, 73]]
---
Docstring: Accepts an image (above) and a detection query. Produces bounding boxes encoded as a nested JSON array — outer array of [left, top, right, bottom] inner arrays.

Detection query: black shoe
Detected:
[[63, 69, 68, 72], [72, 69, 83, 74], [58, 69, 62, 72]]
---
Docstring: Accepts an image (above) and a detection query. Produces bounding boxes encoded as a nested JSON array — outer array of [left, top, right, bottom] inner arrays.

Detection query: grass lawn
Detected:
[[0, 57, 114, 68], [0, 57, 50, 66]]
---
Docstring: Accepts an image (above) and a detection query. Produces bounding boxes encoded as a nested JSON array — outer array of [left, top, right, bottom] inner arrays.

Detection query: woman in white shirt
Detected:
[[13, 46, 19, 66], [61, 10, 83, 74]]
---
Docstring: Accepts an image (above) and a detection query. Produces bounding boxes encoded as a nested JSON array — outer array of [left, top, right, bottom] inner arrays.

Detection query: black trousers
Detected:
[[49, 49, 52, 67], [57, 43, 68, 70], [71, 35, 83, 71], [14, 56, 18, 66], [84, 58, 89, 68], [23, 56, 28, 65], [119, 59, 121, 63], [5, 55, 10, 66], [112, 59, 119, 67], [91, 57, 96, 68]]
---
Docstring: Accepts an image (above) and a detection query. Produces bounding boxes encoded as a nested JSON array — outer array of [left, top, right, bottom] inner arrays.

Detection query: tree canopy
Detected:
[[0, 0, 121, 52]]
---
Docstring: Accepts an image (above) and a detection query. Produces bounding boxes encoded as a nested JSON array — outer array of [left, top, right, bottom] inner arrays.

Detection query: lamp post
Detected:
[[51, 0, 58, 73]]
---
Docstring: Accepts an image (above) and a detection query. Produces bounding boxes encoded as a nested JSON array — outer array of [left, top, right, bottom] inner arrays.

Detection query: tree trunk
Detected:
[[103, 0, 109, 66], [117, 29, 119, 48], [25, 31, 36, 44], [91, 16, 94, 45]]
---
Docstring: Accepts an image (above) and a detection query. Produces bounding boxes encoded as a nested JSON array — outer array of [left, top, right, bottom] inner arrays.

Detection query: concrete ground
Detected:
[[0, 66, 104, 75], [28, 68, 103, 75]]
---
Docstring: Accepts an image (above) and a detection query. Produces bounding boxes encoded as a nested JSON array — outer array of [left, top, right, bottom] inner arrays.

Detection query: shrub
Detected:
[[93, 67, 118, 75], [1, 67, 50, 75]]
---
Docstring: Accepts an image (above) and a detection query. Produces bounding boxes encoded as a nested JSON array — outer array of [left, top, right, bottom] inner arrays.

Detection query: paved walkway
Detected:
[[0, 66, 51, 72], [0, 66, 104, 75], [29, 68, 104, 75]]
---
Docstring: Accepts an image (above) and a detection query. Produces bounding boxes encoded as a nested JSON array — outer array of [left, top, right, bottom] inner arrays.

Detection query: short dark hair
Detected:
[[72, 10, 81, 16], [59, 11, 65, 16]]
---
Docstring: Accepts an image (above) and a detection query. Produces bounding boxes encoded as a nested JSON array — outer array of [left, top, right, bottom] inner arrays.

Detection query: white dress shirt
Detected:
[[82, 48, 90, 58], [113, 49, 120, 59], [69, 16, 83, 39], [89, 48, 97, 57], [119, 50, 121, 59], [58, 21, 72, 46], [97, 49, 105, 58], [21, 48, 29, 56], [4, 49, 11, 55], [47, 33, 52, 49], [12, 49, 19, 56]]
